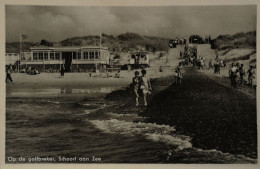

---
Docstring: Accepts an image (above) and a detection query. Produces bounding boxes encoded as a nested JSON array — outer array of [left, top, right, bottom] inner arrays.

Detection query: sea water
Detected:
[[5, 88, 256, 163]]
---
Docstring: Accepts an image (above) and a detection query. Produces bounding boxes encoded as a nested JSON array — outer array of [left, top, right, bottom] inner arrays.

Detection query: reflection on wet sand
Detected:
[[9, 87, 118, 97]]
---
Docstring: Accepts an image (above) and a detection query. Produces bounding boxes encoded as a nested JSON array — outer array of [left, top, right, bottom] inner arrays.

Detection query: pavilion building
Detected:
[[20, 46, 110, 72]]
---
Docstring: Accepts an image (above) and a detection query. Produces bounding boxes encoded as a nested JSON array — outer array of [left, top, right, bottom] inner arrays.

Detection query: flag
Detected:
[[21, 34, 28, 40]]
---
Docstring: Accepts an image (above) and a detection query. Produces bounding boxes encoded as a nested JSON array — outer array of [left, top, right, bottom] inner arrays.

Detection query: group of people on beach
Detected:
[[208, 58, 225, 74], [229, 63, 255, 90], [180, 45, 207, 70], [132, 69, 152, 106], [179, 45, 256, 91]]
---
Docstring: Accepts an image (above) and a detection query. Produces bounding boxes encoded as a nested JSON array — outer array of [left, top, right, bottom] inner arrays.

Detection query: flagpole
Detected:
[[19, 33, 21, 74], [100, 33, 101, 48]]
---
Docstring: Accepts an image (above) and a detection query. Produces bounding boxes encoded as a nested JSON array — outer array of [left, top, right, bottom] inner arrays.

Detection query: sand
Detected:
[[6, 67, 176, 96]]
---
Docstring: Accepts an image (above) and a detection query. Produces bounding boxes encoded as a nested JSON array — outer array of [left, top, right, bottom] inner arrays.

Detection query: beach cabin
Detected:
[[128, 52, 150, 69], [20, 46, 110, 72], [5, 53, 20, 71], [6, 53, 19, 65]]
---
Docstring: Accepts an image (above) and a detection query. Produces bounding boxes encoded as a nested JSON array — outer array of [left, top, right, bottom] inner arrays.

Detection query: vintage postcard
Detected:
[[0, 0, 259, 169]]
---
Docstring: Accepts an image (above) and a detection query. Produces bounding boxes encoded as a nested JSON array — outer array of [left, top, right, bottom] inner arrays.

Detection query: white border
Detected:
[[0, 0, 259, 169]]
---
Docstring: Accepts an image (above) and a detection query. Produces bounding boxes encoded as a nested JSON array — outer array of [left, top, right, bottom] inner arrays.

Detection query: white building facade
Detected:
[[20, 46, 110, 72]]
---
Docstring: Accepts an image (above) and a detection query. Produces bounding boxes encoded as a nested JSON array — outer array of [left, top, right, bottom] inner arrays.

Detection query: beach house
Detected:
[[20, 46, 110, 72]]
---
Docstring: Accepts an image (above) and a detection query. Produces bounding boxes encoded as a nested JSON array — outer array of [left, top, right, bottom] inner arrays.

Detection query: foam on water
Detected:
[[194, 148, 257, 162], [90, 119, 192, 150], [107, 112, 139, 118], [146, 133, 192, 150], [47, 101, 60, 104]]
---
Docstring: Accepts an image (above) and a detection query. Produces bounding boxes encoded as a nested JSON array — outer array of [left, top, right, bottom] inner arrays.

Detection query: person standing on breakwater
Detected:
[[209, 59, 213, 69], [140, 69, 152, 106], [229, 63, 238, 89], [214, 61, 220, 74], [132, 71, 141, 106], [174, 64, 183, 84], [247, 66, 255, 90], [239, 64, 245, 85]]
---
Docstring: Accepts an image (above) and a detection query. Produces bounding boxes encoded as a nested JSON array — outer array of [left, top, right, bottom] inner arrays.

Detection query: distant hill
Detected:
[[6, 42, 34, 53], [6, 31, 256, 54], [6, 40, 54, 53], [6, 32, 170, 53], [213, 31, 256, 50], [60, 32, 170, 53]]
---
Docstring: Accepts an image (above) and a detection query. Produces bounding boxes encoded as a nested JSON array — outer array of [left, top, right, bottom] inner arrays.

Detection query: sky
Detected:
[[5, 5, 256, 42]]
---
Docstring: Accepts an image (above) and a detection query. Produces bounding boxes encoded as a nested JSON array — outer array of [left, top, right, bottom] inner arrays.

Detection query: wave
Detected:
[[90, 119, 192, 150]]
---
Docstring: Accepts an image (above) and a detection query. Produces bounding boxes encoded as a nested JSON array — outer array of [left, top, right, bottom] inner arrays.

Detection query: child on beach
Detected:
[[140, 69, 152, 106], [132, 71, 141, 106]]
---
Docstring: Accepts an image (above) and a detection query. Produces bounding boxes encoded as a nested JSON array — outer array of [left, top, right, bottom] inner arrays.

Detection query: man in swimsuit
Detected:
[[132, 71, 141, 106], [140, 69, 152, 106]]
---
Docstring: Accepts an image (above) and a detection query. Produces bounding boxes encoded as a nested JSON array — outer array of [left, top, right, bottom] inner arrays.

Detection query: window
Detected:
[[100, 52, 104, 59], [95, 51, 99, 59], [83, 52, 89, 59], [33, 53, 38, 60], [89, 51, 95, 59], [55, 53, 60, 60], [14, 54, 17, 56], [44, 53, 48, 60], [50, 53, 54, 60], [77, 52, 81, 59], [39, 53, 44, 60], [73, 53, 77, 60]]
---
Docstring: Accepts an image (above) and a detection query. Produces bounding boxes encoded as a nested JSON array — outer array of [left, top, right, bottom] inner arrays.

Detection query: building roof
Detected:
[[30, 46, 108, 51]]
